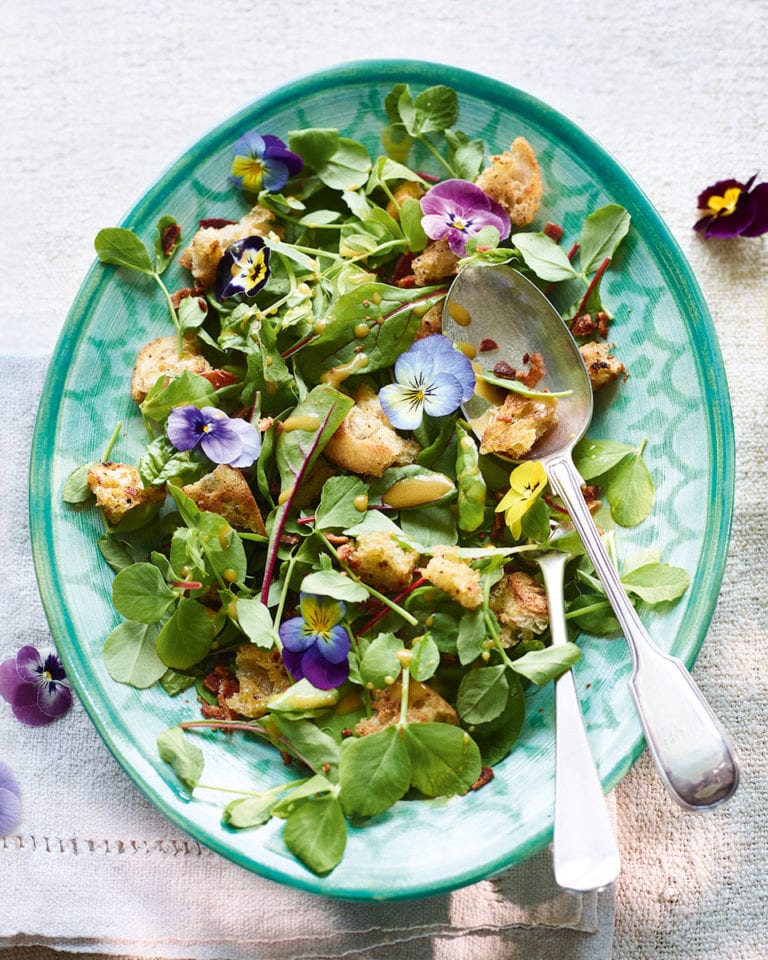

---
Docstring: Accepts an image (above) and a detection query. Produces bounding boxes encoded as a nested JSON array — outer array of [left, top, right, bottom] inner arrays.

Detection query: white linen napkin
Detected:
[[0, 356, 616, 960]]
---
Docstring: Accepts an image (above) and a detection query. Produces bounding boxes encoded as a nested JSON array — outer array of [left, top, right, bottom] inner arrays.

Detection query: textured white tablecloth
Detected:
[[1, 0, 767, 957]]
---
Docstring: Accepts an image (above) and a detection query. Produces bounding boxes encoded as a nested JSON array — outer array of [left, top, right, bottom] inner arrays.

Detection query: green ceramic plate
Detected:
[[29, 60, 734, 900]]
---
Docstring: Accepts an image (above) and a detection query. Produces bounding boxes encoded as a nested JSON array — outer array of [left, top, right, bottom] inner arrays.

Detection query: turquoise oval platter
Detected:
[[29, 60, 734, 900]]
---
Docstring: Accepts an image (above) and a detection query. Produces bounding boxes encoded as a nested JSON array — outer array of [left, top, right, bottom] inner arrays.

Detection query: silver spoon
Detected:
[[443, 262, 739, 810], [536, 550, 620, 891]]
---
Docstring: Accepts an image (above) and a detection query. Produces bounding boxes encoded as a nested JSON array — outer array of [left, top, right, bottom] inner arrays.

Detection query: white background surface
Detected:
[[2, 0, 767, 957]]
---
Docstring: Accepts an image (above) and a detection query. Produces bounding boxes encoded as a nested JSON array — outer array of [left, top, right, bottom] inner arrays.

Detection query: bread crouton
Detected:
[[338, 531, 419, 593], [354, 679, 458, 736], [412, 238, 460, 286], [474, 137, 543, 227], [420, 546, 483, 609], [579, 341, 626, 391], [87, 462, 165, 526], [490, 571, 549, 647], [131, 335, 213, 402], [324, 385, 419, 477], [478, 393, 558, 458], [182, 464, 266, 535], [179, 204, 275, 289], [414, 301, 443, 340], [224, 644, 291, 719]]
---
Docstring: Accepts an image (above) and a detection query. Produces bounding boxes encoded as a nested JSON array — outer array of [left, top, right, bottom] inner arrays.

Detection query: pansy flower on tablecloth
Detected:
[[167, 405, 261, 468], [0, 645, 72, 727], [694, 175, 768, 238], [0, 762, 21, 836], [279, 594, 350, 691], [379, 334, 476, 431]]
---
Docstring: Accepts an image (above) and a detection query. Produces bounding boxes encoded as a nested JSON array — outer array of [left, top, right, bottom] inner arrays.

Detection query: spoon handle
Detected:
[[546, 455, 739, 810], [537, 552, 621, 892]]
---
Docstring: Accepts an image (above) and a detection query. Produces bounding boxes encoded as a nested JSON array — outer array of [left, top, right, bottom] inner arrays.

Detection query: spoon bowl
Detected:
[[443, 262, 739, 811]]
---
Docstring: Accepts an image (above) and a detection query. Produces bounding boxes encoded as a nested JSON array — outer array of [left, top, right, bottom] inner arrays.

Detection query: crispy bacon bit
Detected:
[[582, 484, 601, 501], [161, 222, 182, 257], [170, 286, 205, 309], [201, 369, 239, 391], [471, 766, 495, 791], [543, 221, 564, 243], [516, 351, 546, 389], [200, 663, 240, 726], [198, 217, 237, 230], [571, 311, 612, 339], [395, 274, 417, 288], [493, 360, 517, 379], [324, 533, 350, 546], [479, 338, 499, 352]]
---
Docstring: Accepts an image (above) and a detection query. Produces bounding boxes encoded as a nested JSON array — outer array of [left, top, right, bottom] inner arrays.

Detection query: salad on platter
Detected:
[[63, 82, 690, 877]]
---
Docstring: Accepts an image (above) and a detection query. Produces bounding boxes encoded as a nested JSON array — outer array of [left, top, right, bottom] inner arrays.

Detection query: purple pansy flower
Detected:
[[279, 594, 350, 691], [0, 762, 22, 836], [694, 175, 768, 238], [230, 131, 303, 195], [420, 179, 511, 256], [0, 646, 72, 727], [215, 236, 271, 302], [167, 405, 261, 468], [379, 334, 476, 431]]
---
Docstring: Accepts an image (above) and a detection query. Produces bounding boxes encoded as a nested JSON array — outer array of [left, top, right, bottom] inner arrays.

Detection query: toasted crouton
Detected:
[[354, 679, 458, 736], [224, 644, 291, 719], [474, 137, 543, 226], [87, 462, 165, 527], [324, 385, 419, 477], [490, 571, 549, 647], [420, 546, 483, 609], [179, 204, 275, 289], [182, 464, 266, 535], [412, 238, 460, 286], [479, 393, 558, 458], [338, 531, 419, 593], [131, 334, 213, 402], [414, 301, 444, 340], [579, 341, 627, 391]]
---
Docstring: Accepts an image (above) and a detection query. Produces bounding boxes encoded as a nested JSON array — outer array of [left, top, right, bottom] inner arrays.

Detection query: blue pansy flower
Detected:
[[379, 334, 476, 431], [230, 132, 303, 195], [167, 406, 261, 468], [0, 762, 21, 836], [279, 594, 350, 691]]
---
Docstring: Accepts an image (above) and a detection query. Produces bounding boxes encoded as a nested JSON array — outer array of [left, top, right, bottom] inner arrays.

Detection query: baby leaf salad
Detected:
[[64, 83, 690, 877]]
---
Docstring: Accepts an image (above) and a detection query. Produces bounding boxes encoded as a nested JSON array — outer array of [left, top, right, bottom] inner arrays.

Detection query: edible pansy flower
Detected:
[[379, 334, 476, 431], [0, 646, 72, 727], [693, 175, 768, 238], [167, 405, 261, 468], [0, 762, 21, 836], [496, 461, 548, 539], [230, 131, 303, 195], [215, 236, 271, 302], [420, 179, 511, 256], [279, 594, 350, 691]]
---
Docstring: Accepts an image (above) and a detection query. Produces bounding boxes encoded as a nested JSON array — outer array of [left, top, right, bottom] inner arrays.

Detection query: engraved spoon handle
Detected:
[[546, 455, 739, 809]]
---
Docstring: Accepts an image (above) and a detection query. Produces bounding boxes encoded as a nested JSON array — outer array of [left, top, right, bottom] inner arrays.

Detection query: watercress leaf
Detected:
[[235, 597, 279, 649], [567, 593, 620, 635], [136, 435, 206, 487], [339, 725, 411, 816], [456, 664, 509, 724], [160, 669, 197, 696], [399, 504, 457, 549], [359, 632, 403, 687], [578, 204, 631, 275], [112, 562, 177, 623], [300, 568, 368, 603], [97, 535, 138, 572], [315, 137, 371, 192], [456, 607, 486, 665], [271, 715, 341, 780], [366, 156, 425, 195], [297, 208, 343, 227], [154, 215, 181, 274], [62, 462, 96, 503], [512, 232, 580, 282], [409, 634, 440, 682], [155, 597, 215, 670], [283, 794, 347, 876], [384, 83, 410, 124], [95, 227, 155, 275], [470, 674, 526, 765], [573, 438, 635, 481], [295, 283, 446, 381], [315, 476, 368, 531], [409, 85, 459, 135], [140, 369, 216, 423], [605, 453, 655, 526], [103, 620, 165, 687], [402, 722, 482, 797], [399, 196, 429, 252], [197, 510, 248, 585], [621, 562, 691, 604], [177, 294, 208, 334], [448, 135, 485, 181], [288, 128, 339, 167], [223, 794, 278, 829], [343, 509, 400, 537], [157, 726, 204, 790], [509, 642, 581, 685]]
